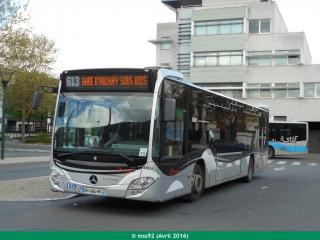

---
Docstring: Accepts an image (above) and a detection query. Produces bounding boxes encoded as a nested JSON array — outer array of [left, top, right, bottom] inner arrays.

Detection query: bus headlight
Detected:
[[128, 177, 154, 190], [50, 170, 63, 182]]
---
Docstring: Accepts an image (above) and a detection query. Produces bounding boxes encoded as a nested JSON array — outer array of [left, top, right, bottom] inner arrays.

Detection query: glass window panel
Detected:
[[275, 89, 287, 97], [288, 56, 299, 64], [206, 52, 217, 56], [206, 56, 217, 66], [248, 90, 259, 98], [231, 24, 242, 33], [195, 57, 206, 66], [248, 84, 259, 87], [221, 90, 233, 98], [231, 19, 243, 24], [275, 50, 287, 53], [260, 89, 271, 97], [219, 56, 230, 65], [196, 26, 206, 35], [220, 20, 231, 24], [261, 56, 272, 65], [162, 42, 170, 50], [219, 52, 230, 55], [261, 84, 271, 87], [231, 51, 242, 55], [249, 20, 259, 34], [260, 20, 270, 33], [220, 23, 231, 34], [316, 84, 320, 97], [261, 51, 272, 54], [207, 25, 218, 35], [248, 57, 259, 65], [304, 83, 315, 97], [275, 83, 287, 87], [231, 56, 242, 65], [288, 50, 300, 54], [194, 53, 207, 57], [195, 22, 206, 26], [288, 89, 299, 97], [233, 90, 243, 98], [207, 21, 218, 25], [288, 83, 299, 87], [275, 56, 287, 65]]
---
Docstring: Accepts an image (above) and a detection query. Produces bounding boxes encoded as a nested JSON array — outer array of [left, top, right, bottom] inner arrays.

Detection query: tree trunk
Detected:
[[28, 120, 30, 137], [22, 108, 26, 143]]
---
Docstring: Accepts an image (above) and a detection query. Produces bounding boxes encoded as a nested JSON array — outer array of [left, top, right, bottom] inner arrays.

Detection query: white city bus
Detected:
[[32, 68, 269, 202], [268, 121, 308, 158]]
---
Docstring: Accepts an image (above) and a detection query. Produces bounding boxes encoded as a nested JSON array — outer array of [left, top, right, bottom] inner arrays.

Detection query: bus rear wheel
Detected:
[[242, 158, 253, 183], [268, 146, 275, 159], [186, 164, 203, 202]]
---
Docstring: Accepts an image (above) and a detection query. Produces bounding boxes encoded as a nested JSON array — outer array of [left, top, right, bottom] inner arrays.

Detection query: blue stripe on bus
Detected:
[[269, 142, 307, 153]]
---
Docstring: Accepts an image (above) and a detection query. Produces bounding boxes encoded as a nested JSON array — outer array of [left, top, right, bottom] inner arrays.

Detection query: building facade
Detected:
[[149, 0, 320, 152]]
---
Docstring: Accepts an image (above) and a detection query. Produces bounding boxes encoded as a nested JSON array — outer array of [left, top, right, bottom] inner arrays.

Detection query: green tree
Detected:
[[1, 30, 59, 142]]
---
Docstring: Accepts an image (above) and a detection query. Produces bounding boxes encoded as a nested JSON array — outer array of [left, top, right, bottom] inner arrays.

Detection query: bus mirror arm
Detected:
[[31, 85, 58, 110], [163, 98, 176, 122]]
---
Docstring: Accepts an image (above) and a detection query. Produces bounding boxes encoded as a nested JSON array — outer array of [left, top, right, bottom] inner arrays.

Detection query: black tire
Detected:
[[268, 146, 275, 159], [242, 158, 253, 183], [186, 164, 203, 202]]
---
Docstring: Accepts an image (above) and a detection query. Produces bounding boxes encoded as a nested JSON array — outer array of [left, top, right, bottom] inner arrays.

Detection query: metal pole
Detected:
[[1, 83, 7, 160]]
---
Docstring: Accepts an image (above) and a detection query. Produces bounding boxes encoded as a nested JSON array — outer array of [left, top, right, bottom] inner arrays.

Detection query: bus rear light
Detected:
[[307, 141, 309, 148]]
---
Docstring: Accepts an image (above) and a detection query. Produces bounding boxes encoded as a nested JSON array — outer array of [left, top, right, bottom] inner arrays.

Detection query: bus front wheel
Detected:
[[268, 146, 275, 159], [186, 164, 203, 202]]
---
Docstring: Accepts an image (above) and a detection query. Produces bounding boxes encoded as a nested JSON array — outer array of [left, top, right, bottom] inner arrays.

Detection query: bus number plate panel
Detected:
[[80, 187, 106, 196]]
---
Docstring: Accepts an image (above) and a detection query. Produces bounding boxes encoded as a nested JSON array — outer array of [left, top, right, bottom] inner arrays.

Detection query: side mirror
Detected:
[[163, 98, 176, 122], [58, 102, 65, 117], [31, 91, 43, 110]]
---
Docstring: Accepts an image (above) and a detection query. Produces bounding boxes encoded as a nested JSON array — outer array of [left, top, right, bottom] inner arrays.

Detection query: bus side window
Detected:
[[161, 79, 186, 161]]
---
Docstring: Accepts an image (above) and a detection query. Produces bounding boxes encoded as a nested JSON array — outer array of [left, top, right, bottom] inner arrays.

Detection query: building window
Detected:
[[275, 83, 300, 98], [162, 37, 170, 50], [248, 51, 272, 65], [195, 19, 243, 36], [195, 83, 243, 98], [275, 50, 300, 65], [247, 84, 271, 98], [249, 19, 270, 34], [274, 116, 287, 121], [304, 83, 320, 97], [194, 51, 243, 67]]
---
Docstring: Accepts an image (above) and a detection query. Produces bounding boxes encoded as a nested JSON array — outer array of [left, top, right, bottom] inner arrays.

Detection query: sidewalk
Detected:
[[0, 156, 50, 166], [0, 155, 77, 201]]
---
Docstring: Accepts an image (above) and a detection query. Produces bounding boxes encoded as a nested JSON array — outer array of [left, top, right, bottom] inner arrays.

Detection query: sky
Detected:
[[27, 0, 320, 74]]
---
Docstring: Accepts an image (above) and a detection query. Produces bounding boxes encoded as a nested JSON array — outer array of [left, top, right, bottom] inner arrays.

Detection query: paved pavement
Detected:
[[0, 143, 77, 201], [1, 143, 320, 202]]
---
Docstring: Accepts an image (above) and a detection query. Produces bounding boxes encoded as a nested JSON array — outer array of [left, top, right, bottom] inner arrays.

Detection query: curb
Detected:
[[0, 160, 50, 167], [0, 194, 78, 202]]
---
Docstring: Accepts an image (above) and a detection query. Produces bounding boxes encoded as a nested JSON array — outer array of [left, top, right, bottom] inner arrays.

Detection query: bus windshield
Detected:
[[53, 92, 154, 157]]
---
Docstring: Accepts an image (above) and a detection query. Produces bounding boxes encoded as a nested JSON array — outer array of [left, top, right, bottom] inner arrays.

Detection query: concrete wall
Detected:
[[272, 1, 288, 33], [190, 65, 246, 83], [192, 6, 247, 21], [156, 22, 179, 70], [191, 34, 246, 52]]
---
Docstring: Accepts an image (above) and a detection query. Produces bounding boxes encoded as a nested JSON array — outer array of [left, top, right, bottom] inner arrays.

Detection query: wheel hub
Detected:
[[192, 174, 202, 193]]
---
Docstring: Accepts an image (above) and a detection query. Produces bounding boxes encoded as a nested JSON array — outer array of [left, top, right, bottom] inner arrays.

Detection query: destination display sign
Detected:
[[63, 73, 150, 91]]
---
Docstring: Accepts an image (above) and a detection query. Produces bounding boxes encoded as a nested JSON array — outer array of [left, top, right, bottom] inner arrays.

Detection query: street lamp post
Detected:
[[0, 70, 14, 160]]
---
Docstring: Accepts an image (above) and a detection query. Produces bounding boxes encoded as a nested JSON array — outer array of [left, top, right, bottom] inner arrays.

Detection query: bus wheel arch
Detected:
[[268, 146, 275, 159]]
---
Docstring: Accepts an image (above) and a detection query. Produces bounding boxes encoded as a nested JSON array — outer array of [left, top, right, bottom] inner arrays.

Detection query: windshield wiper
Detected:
[[92, 146, 136, 166]]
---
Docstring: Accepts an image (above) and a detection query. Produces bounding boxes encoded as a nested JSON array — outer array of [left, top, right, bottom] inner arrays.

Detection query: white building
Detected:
[[149, 0, 320, 152]]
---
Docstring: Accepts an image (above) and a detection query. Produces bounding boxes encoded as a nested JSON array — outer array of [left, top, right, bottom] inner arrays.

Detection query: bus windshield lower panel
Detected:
[[53, 92, 155, 170]]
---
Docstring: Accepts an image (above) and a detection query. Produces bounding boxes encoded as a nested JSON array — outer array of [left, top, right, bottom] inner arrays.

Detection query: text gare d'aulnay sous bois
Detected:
[[81, 75, 148, 86]]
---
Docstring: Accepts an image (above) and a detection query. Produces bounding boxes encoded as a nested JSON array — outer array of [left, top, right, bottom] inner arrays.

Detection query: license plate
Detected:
[[80, 187, 106, 196]]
